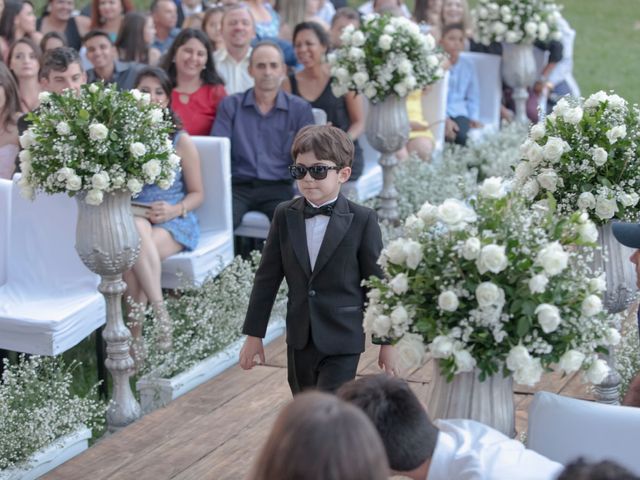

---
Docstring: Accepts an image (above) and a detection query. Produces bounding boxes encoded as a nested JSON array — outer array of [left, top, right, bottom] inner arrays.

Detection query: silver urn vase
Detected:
[[365, 94, 410, 224], [427, 364, 515, 437], [502, 43, 537, 124], [75, 190, 142, 430]]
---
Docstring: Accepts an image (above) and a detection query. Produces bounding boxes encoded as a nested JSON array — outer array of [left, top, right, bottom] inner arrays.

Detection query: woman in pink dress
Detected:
[[0, 62, 20, 180]]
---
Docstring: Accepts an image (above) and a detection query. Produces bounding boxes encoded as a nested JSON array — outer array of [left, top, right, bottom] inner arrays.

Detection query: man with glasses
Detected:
[[212, 40, 314, 229]]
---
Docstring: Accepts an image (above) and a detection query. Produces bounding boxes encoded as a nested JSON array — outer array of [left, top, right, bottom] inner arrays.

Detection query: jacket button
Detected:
[[308, 290, 316, 297]]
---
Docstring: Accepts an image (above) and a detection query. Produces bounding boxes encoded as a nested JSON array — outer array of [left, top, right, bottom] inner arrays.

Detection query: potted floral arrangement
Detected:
[[364, 177, 619, 435], [0, 355, 104, 479], [16, 82, 179, 430]]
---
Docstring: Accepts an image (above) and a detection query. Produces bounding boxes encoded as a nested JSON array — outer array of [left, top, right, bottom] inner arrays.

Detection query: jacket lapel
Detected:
[[285, 197, 312, 278], [311, 195, 353, 280]]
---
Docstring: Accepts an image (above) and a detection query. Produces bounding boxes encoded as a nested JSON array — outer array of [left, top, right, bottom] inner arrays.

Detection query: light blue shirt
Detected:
[[446, 56, 480, 121]]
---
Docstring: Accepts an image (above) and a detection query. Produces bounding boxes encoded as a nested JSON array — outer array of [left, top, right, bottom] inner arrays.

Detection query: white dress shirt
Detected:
[[427, 419, 563, 480], [358, 1, 411, 18], [305, 197, 337, 271], [213, 48, 254, 95]]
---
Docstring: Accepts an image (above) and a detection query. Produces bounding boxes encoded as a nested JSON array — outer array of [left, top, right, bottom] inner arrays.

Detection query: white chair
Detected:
[[461, 51, 502, 142], [527, 391, 640, 474], [312, 108, 327, 125], [234, 211, 271, 239], [160, 136, 234, 289], [0, 178, 105, 355], [421, 71, 450, 157], [0, 178, 11, 286]]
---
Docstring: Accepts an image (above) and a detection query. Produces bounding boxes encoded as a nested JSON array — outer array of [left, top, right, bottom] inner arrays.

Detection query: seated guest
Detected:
[[413, 0, 442, 39], [245, 0, 279, 40], [176, 0, 206, 28], [88, 0, 133, 43], [8, 37, 41, 113], [151, 0, 180, 54], [277, 0, 330, 42], [40, 31, 66, 52], [284, 21, 364, 179], [398, 88, 435, 161], [314, 0, 336, 26], [337, 374, 563, 480], [202, 6, 225, 51], [214, 4, 255, 95], [359, 0, 411, 18], [0, 0, 42, 62], [37, 0, 89, 51], [211, 40, 314, 228], [328, 6, 359, 50], [84, 30, 142, 90], [0, 63, 20, 180], [441, 23, 480, 146], [126, 66, 204, 362], [182, 12, 203, 30], [160, 28, 226, 136], [114, 12, 161, 65], [248, 391, 390, 480], [557, 458, 640, 480]]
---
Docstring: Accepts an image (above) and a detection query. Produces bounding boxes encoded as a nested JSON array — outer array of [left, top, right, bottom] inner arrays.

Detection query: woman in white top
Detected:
[[0, 62, 20, 180]]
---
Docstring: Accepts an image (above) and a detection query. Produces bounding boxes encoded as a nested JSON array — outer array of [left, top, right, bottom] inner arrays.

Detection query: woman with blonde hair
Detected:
[[0, 62, 20, 179]]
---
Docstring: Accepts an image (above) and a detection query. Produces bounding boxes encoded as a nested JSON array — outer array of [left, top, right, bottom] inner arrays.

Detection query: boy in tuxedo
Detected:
[[239, 125, 397, 394]]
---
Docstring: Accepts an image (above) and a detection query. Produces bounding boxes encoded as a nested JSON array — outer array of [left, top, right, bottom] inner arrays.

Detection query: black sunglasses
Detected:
[[288, 164, 341, 180]]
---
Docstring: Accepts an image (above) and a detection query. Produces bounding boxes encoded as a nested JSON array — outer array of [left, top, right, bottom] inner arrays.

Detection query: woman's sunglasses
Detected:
[[288, 164, 341, 180]]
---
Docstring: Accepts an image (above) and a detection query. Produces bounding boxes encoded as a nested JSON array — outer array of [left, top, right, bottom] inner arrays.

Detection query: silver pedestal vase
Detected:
[[590, 222, 637, 405], [502, 43, 537, 124], [75, 190, 142, 431], [365, 95, 410, 224], [427, 364, 515, 437]]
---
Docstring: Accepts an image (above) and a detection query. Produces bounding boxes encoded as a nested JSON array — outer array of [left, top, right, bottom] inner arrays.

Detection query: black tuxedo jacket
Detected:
[[242, 194, 383, 355]]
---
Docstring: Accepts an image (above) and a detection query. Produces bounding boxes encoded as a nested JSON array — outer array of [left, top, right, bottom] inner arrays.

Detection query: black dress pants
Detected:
[[232, 180, 293, 229]]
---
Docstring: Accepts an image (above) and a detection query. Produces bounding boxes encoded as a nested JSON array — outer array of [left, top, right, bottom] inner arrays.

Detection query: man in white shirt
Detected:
[[213, 4, 255, 95], [338, 374, 563, 480]]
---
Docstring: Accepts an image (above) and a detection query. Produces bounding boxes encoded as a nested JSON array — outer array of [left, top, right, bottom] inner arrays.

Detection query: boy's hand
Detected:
[[239, 336, 265, 370], [378, 344, 399, 376]]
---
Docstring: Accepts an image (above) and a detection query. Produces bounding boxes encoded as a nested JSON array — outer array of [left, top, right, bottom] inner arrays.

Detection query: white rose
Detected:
[[536, 241, 569, 276], [389, 273, 409, 295], [130, 88, 142, 101], [607, 94, 626, 110], [581, 295, 602, 317], [538, 22, 549, 41], [530, 123, 546, 140], [605, 327, 621, 346], [506, 345, 531, 371], [386, 239, 408, 265], [88, 83, 99, 93], [478, 176, 505, 199], [430, 335, 454, 358], [417, 201, 438, 225], [436, 199, 477, 230], [514, 162, 532, 183], [563, 107, 583, 125], [595, 195, 617, 220], [371, 314, 392, 337], [537, 169, 558, 192], [66, 174, 82, 191], [142, 159, 162, 180], [492, 21, 507, 35], [584, 358, 610, 384], [130, 142, 147, 158], [404, 241, 423, 269], [378, 34, 393, 50], [404, 214, 425, 237], [88, 123, 109, 141], [398, 59, 412, 75], [589, 275, 607, 293], [56, 122, 71, 135], [543, 136, 569, 163], [476, 244, 508, 274], [535, 303, 561, 333], [521, 139, 544, 165], [606, 125, 627, 144], [514, 358, 543, 386], [351, 30, 365, 47], [438, 291, 459, 312], [505, 30, 519, 43], [19, 130, 35, 148], [85, 188, 104, 206], [559, 350, 585, 374], [363, 85, 377, 100], [578, 221, 598, 243], [38, 91, 52, 103], [528, 274, 549, 294], [426, 54, 439, 68], [149, 108, 164, 124], [353, 71, 369, 88], [577, 192, 596, 210], [393, 82, 408, 97], [522, 178, 540, 200], [55, 166, 74, 182], [390, 305, 409, 326], [619, 192, 639, 208], [396, 333, 426, 372], [524, 21, 538, 37], [475, 282, 503, 307], [553, 98, 570, 116], [127, 178, 143, 194], [111, 175, 125, 188], [584, 91, 608, 109], [591, 147, 608, 166], [19, 181, 34, 200], [91, 171, 110, 190], [461, 237, 481, 260], [454, 349, 477, 373], [168, 153, 181, 168]]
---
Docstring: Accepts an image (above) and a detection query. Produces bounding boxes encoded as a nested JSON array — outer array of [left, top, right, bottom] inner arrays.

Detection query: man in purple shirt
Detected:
[[212, 40, 315, 228]]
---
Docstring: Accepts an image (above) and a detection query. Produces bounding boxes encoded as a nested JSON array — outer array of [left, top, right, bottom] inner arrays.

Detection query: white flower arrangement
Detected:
[[18, 82, 178, 206], [472, 0, 562, 46], [0, 355, 105, 470], [365, 178, 619, 386], [328, 13, 444, 103], [514, 91, 640, 224]]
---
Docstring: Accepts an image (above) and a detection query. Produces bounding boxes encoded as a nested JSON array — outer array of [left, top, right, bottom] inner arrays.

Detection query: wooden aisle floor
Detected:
[[44, 335, 593, 480]]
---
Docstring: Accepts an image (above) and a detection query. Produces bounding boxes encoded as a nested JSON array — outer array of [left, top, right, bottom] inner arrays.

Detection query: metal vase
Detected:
[[365, 95, 410, 224], [75, 190, 142, 431], [427, 363, 515, 437], [501, 43, 537, 124]]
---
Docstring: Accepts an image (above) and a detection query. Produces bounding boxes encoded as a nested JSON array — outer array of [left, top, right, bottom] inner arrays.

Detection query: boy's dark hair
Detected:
[[82, 29, 113, 45], [557, 458, 640, 480], [291, 125, 354, 169], [337, 374, 440, 472], [331, 7, 360, 28], [39, 47, 82, 80], [441, 22, 465, 38]]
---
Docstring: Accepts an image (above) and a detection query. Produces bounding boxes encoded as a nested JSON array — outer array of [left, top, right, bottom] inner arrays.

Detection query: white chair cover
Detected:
[[421, 72, 450, 156], [161, 136, 235, 289], [0, 178, 11, 286], [312, 108, 327, 125], [527, 391, 640, 474], [234, 211, 271, 239], [0, 177, 105, 355]]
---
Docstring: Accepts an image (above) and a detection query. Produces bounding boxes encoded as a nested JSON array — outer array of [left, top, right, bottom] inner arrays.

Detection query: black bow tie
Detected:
[[303, 201, 336, 219]]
